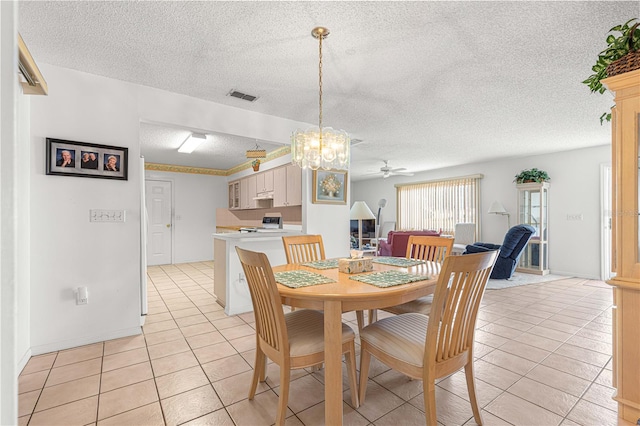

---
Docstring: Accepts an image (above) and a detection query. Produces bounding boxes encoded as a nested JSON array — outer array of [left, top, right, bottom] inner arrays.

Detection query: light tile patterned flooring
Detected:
[[18, 262, 627, 425]]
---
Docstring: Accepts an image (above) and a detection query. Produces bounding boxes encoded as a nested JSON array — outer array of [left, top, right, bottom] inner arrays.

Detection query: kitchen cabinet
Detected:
[[256, 169, 274, 194], [228, 181, 240, 210], [274, 164, 302, 207], [241, 175, 257, 209]]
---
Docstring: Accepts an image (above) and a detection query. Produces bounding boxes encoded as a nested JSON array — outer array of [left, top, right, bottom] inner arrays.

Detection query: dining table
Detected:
[[271, 257, 440, 426]]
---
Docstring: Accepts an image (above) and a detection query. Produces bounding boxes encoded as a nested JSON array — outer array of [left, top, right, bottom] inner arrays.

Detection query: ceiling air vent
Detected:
[[227, 89, 259, 102]]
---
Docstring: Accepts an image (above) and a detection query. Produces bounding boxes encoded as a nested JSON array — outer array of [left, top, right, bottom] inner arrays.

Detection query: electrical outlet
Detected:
[[76, 286, 89, 305], [567, 214, 583, 221], [90, 209, 126, 222]]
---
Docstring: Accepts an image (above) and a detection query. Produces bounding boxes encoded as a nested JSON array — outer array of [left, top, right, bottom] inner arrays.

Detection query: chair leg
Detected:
[[356, 310, 364, 332], [358, 343, 372, 404], [249, 348, 265, 399], [369, 309, 377, 324], [465, 362, 483, 425], [276, 367, 290, 426], [344, 341, 359, 408], [422, 379, 437, 426]]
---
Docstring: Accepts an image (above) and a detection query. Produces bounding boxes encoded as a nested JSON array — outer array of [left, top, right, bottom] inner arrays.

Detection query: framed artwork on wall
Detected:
[[46, 138, 129, 180], [312, 169, 348, 204]]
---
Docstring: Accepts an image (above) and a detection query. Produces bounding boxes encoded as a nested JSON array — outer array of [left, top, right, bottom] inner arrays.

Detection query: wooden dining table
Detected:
[[271, 259, 440, 425]]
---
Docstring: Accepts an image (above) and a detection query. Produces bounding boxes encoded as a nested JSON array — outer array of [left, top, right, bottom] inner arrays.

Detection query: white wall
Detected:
[[352, 145, 610, 279], [145, 170, 227, 263], [30, 66, 143, 354], [17, 90, 31, 370], [29, 63, 319, 353]]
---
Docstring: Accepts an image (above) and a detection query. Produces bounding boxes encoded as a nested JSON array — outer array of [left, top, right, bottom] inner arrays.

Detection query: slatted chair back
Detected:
[[406, 235, 454, 264], [425, 250, 498, 371], [235, 247, 288, 354], [282, 234, 326, 264]]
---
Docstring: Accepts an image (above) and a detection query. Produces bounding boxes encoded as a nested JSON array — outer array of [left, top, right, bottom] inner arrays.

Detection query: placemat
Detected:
[[274, 270, 336, 288], [302, 259, 339, 270], [372, 257, 425, 267], [349, 270, 430, 288]]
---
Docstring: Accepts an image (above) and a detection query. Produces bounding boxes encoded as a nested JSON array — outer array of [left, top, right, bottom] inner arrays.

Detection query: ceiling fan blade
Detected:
[[390, 167, 407, 172], [392, 171, 414, 176]]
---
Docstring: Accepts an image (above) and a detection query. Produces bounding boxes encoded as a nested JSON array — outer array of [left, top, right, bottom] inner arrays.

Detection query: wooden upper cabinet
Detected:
[[256, 169, 274, 194], [241, 175, 257, 209], [273, 164, 302, 207], [603, 68, 640, 424]]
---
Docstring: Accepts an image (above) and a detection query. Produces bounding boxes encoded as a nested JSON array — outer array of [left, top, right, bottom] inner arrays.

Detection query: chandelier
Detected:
[[291, 27, 350, 171]]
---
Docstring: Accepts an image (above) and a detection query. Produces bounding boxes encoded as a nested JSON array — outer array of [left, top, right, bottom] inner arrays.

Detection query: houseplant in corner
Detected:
[[583, 18, 640, 124], [514, 168, 550, 184]]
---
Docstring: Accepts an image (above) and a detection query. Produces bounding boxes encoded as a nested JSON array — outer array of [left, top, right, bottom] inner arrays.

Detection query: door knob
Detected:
[[166, 224, 171, 228]]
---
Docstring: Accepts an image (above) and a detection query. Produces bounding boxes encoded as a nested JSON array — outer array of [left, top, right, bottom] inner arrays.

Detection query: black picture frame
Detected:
[[46, 138, 128, 180]]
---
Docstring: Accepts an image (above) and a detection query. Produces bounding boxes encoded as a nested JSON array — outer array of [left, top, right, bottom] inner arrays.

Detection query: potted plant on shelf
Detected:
[[583, 18, 640, 124], [251, 159, 260, 172], [514, 168, 550, 184]]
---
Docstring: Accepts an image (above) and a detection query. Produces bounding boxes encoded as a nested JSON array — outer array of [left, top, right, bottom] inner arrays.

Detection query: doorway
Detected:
[[601, 164, 613, 280], [146, 179, 173, 266]]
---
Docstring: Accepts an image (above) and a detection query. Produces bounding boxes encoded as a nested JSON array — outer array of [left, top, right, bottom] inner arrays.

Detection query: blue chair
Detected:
[[463, 224, 535, 279]]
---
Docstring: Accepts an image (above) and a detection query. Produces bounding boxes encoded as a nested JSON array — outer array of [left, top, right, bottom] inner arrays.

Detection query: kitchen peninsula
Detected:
[[213, 229, 302, 315]]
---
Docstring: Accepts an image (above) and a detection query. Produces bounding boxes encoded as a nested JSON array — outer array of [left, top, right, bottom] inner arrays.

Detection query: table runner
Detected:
[[274, 270, 336, 288], [302, 259, 339, 270], [372, 257, 425, 267], [349, 270, 430, 288]]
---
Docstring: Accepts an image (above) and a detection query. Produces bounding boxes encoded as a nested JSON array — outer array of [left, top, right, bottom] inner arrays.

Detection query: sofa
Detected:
[[463, 224, 535, 279], [378, 230, 441, 257]]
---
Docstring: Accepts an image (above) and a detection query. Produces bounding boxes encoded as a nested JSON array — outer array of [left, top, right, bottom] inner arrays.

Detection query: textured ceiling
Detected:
[[18, 1, 639, 179]]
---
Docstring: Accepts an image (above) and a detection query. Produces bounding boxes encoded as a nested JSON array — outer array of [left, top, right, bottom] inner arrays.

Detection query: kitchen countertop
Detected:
[[212, 230, 303, 241]]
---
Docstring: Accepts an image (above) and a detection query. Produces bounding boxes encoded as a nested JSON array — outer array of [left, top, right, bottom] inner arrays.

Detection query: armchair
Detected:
[[464, 224, 535, 279]]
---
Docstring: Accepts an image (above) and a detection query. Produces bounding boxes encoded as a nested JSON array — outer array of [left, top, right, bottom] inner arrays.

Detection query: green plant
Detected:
[[251, 159, 260, 167], [583, 18, 640, 124], [514, 168, 550, 184]]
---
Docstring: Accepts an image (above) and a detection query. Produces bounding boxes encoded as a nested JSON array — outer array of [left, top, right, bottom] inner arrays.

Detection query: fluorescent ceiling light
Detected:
[[178, 133, 207, 153]]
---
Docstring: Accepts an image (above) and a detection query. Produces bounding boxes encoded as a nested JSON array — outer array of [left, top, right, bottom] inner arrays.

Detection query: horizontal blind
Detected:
[[397, 176, 480, 235]]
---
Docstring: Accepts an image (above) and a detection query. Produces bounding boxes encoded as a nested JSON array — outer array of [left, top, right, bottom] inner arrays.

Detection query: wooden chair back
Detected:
[[235, 247, 288, 355], [406, 235, 454, 264], [425, 250, 498, 375], [282, 234, 326, 264]]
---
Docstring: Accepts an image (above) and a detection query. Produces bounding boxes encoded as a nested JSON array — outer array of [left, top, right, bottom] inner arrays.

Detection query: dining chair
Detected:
[[282, 234, 369, 331], [379, 236, 454, 317], [358, 250, 498, 425], [236, 247, 359, 425], [282, 234, 326, 264]]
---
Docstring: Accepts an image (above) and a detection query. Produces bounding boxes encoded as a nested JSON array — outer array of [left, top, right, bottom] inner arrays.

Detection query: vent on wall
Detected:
[[227, 89, 259, 102]]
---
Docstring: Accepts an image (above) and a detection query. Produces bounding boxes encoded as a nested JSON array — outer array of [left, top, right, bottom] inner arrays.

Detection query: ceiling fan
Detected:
[[375, 160, 414, 179]]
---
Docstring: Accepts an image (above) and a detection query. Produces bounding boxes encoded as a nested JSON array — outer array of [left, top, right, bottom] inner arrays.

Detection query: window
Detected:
[[396, 174, 482, 235]]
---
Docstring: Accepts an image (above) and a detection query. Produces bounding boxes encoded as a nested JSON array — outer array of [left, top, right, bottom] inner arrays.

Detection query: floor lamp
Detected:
[[350, 201, 376, 249], [488, 200, 511, 230]]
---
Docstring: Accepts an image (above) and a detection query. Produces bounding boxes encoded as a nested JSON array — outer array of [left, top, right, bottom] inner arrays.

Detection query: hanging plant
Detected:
[[583, 18, 640, 124], [514, 168, 550, 184], [251, 159, 261, 171]]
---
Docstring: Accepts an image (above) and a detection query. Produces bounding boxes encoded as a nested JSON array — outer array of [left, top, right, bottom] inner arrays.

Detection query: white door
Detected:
[[146, 180, 172, 265], [601, 164, 613, 280]]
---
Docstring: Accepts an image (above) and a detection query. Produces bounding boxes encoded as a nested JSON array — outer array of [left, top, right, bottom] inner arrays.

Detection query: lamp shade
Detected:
[[350, 201, 376, 220], [488, 200, 508, 214]]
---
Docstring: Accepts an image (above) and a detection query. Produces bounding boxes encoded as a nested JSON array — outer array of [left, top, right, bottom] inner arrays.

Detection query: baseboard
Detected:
[[17, 347, 33, 375], [549, 270, 600, 280], [30, 326, 142, 356]]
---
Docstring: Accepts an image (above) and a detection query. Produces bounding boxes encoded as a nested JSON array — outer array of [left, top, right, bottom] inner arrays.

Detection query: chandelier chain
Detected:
[[318, 33, 323, 132]]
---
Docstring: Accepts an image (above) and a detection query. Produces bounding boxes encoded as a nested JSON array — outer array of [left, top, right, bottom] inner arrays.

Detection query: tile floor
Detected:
[[18, 262, 629, 425]]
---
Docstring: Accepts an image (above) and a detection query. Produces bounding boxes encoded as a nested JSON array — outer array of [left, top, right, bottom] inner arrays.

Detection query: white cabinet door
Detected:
[[273, 167, 287, 207], [285, 164, 302, 206]]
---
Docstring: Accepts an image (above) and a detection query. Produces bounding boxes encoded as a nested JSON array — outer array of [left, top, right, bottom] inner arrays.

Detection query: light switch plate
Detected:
[[90, 209, 126, 222]]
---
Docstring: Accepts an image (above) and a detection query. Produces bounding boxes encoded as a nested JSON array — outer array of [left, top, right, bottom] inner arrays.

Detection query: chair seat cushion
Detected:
[[382, 295, 434, 315], [360, 313, 429, 368], [285, 309, 355, 357]]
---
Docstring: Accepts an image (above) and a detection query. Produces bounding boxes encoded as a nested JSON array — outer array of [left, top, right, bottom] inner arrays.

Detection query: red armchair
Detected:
[[378, 230, 441, 257]]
